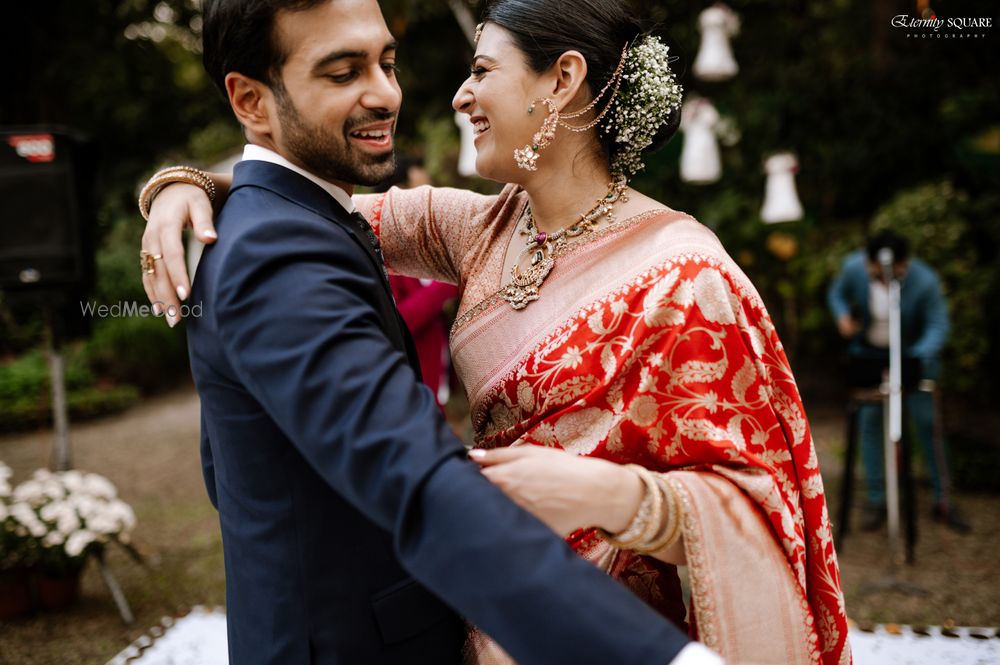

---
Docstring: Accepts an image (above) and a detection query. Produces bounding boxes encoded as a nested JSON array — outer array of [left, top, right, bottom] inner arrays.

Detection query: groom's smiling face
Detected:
[[267, 0, 401, 190]]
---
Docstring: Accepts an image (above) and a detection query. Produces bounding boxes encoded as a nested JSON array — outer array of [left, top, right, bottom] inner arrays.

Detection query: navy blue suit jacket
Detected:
[[187, 159, 689, 664]]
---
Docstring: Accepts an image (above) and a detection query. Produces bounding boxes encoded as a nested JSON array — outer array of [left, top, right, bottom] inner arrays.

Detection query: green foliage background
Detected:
[[0, 0, 997, 430]]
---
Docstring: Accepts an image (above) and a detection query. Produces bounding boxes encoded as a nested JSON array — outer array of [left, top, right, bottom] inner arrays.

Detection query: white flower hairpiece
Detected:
[[609, 35, 683, 177]]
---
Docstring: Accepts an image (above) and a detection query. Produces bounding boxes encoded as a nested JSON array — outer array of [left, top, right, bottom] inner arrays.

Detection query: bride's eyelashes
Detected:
[[470, 55, 497, 80]]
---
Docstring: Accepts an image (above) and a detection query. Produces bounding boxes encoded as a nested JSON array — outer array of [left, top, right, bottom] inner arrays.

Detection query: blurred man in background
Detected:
[[828, 231, 969, 532]]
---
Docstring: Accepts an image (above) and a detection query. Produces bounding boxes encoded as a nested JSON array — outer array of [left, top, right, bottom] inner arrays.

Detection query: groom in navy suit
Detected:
[[170, 1, 708, 663]]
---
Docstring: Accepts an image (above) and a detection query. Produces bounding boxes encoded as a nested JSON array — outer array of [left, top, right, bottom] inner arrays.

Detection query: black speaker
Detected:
[[0, 127, 94, 292]]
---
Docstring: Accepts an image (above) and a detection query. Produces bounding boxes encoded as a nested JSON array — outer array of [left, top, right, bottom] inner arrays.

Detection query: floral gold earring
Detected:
[[512, 46, 629, 172], [514, 98, 558, 171]]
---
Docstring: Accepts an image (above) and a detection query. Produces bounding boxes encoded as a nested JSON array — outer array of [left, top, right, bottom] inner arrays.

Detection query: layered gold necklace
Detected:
[[501, 176, 629, 310]]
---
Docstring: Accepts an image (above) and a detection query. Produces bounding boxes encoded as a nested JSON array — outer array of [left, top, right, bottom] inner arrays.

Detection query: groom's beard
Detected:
[[274, 85, 396, 187]]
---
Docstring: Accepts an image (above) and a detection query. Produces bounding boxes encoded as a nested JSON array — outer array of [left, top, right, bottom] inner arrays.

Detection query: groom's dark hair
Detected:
[[201, 0, 328, 94]]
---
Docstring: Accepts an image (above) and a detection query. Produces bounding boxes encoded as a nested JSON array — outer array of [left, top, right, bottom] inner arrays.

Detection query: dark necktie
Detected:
[[348, 211, 390, 282], [346, 211, 419, 374]]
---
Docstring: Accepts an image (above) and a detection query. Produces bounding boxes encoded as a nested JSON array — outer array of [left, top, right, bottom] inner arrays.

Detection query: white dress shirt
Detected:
[[866, 280, 890, 348]]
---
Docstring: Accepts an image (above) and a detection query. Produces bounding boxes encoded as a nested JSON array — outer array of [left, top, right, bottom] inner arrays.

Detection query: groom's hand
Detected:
[[140, 183, 217, 327]]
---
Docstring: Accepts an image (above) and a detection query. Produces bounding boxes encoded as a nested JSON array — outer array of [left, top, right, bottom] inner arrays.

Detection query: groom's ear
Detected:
[[225, 72, 275, 138], [549, 50, 589, 109]]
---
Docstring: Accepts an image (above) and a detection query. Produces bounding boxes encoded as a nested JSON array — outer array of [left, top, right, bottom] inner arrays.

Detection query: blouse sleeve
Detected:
[[355, 186, 500, 285]]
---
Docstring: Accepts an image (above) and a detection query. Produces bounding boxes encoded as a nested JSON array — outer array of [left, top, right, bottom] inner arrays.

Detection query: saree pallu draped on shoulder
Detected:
[[452, 211, 851, 665]]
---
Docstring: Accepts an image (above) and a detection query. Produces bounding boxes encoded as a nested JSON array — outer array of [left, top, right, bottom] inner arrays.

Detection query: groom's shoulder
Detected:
[[215, 171, 345, 246], [203, 186, 362, 291], [211, 188, 337, 272], [217, 190, 354, 261], [223, 164, 320, 226], [220, 180, 312, 228], [204, 161, 375, 283]]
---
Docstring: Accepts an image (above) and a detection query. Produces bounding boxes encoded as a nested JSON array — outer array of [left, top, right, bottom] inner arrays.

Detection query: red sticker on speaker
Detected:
[[8, 134, 55, 163]]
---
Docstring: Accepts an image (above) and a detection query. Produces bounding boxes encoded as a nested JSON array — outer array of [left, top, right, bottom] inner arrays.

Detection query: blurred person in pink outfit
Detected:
[[376, 157, 458, 407]]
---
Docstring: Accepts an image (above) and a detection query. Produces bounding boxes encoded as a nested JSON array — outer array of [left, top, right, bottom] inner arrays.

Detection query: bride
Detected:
[[139, 1, 850, 663]]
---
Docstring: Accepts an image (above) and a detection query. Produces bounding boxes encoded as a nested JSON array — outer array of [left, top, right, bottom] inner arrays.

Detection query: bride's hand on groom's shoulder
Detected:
[[469, 446, 640, 537], [140, 183, 217, 324]]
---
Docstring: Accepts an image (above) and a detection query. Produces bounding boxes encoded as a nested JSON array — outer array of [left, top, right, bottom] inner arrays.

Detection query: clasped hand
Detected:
[[469, 445, 641, 537]]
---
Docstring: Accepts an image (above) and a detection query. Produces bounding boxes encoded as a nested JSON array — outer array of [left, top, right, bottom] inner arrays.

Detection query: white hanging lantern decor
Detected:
[[680, 97, 722, 184], [693, 3, 740, 82], [760, 152, 804, 223], [454, 111, 478, 177]]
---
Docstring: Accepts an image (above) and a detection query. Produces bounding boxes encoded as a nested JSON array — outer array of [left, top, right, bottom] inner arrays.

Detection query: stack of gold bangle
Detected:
[[599, 464, 682, 554], [138, 166, 216, 221], [642, 474, 682, 553]]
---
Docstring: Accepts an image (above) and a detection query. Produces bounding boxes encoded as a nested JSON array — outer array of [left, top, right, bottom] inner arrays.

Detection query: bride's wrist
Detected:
[[596, 462, 644, 533], [138, 165, 216, 221]]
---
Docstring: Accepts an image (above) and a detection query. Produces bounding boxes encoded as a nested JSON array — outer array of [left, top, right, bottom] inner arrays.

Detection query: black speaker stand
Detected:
[[44, 305, 135, 625]]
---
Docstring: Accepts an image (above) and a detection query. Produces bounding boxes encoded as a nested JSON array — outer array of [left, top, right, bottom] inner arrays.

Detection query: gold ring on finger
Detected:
[[139, 251, 160, 275]]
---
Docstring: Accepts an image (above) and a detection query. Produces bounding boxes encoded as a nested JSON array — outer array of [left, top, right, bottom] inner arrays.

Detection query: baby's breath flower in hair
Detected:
[[609, 35, 683, 178]]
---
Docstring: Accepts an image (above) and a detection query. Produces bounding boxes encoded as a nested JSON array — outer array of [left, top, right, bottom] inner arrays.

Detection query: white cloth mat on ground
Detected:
[[107, 609, 999, 665]]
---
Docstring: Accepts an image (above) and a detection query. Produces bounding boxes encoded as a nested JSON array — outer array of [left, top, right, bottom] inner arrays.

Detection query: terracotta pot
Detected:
[[0, 569, 33, 620], [32, 568, 82, 612]]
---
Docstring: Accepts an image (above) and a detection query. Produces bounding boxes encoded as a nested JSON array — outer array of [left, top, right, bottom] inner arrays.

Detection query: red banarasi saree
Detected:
[[357, 185, 850, 665]]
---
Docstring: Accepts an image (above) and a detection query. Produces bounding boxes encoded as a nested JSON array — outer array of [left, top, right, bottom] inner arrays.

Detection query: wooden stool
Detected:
[[836, 387, 918, 563]]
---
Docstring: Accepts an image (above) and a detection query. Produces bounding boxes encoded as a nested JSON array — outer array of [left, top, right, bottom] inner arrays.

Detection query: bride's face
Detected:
[[452, 24, 549, 183]]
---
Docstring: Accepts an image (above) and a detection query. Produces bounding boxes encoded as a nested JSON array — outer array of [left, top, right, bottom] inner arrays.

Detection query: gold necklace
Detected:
[[501, 176, 629, 310]]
